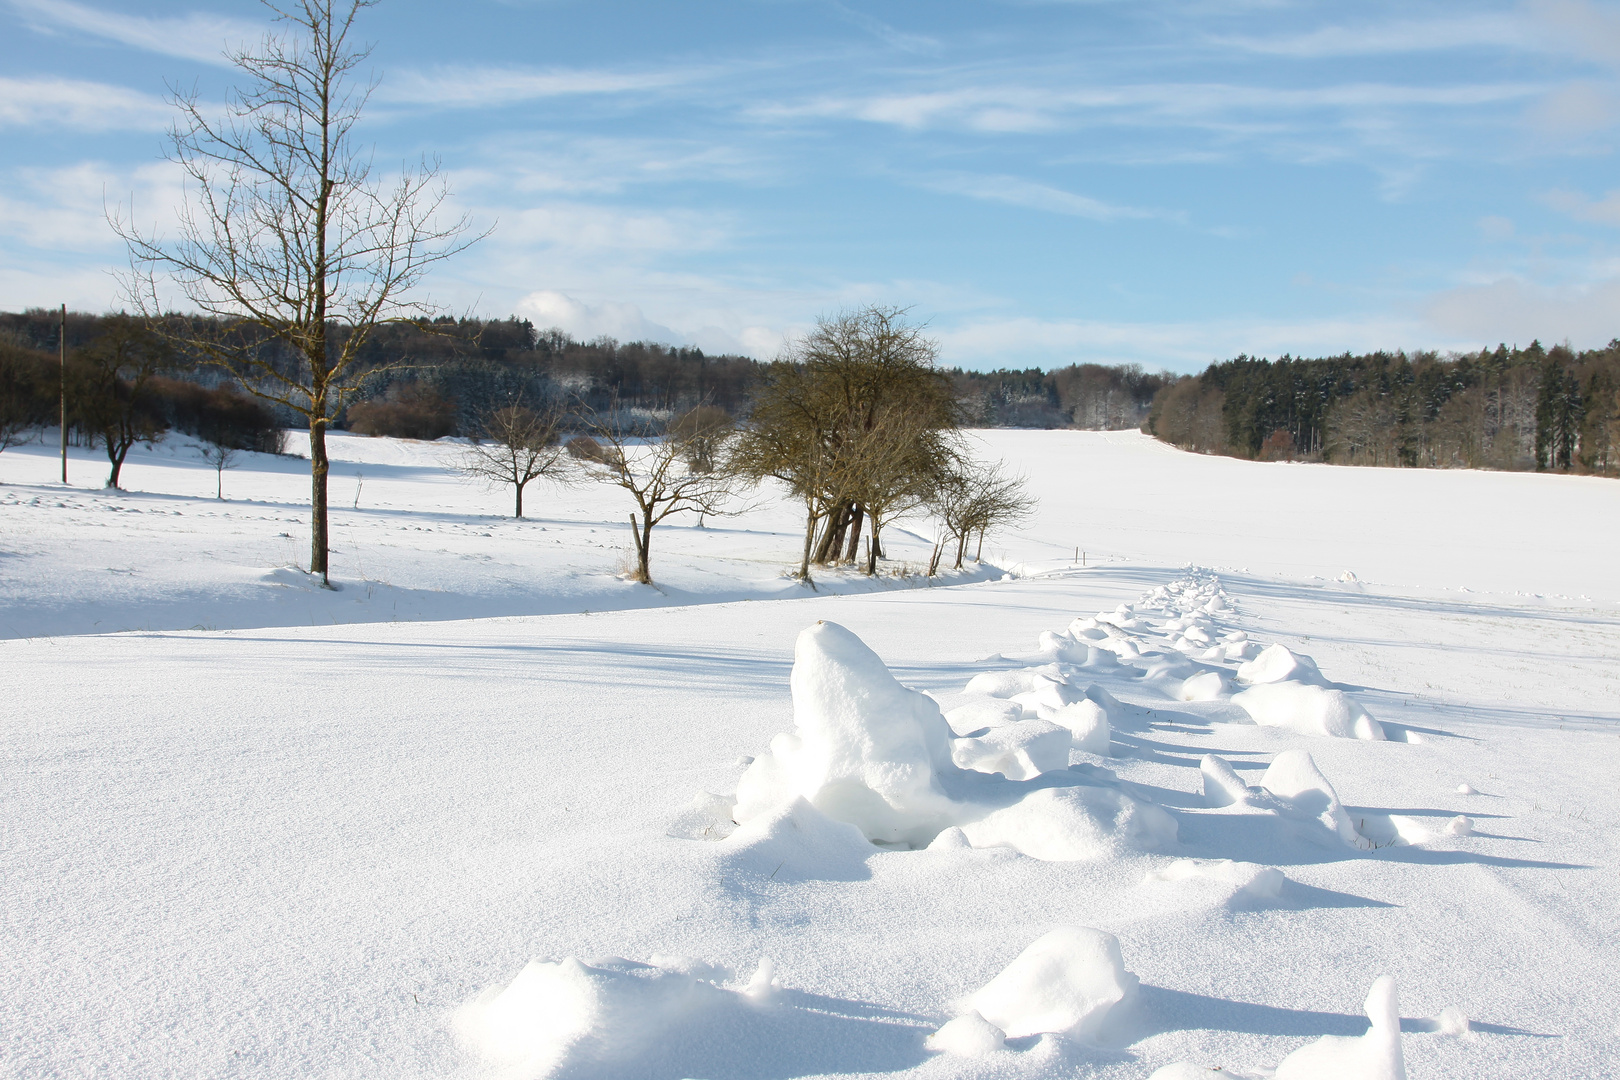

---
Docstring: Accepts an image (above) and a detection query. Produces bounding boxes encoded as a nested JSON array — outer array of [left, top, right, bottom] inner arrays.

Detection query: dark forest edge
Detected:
[[5, 308, 1616, 479], [0, 308, 1167, 444], [1148, 342, 1620, 476]]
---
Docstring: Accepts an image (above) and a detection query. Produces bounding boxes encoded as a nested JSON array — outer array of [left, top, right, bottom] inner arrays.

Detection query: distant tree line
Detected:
[[1147, 342, 1620, 475], [3, 309, 1169, 448]]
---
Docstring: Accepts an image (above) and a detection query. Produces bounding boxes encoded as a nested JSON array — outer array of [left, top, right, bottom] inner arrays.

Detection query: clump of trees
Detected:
[[0, 323, 284, 480], [1148, 343, 1620, 476], [732, 307, 1033, 581]]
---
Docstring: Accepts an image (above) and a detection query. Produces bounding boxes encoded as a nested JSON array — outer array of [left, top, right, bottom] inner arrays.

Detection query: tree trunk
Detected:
[[813, 503, 848, 564], [310, 417, 331, 586], [514, 481, 524, 518], [638, 512, 654, 583], [799, 502, 817, 582], [843, 505, 864, 562], [865, 522, 880, 575], [217, 464, 224, 500], [975, 529, 985, 562], [106, 437, 130, 489], [954, 530, 967, 569]]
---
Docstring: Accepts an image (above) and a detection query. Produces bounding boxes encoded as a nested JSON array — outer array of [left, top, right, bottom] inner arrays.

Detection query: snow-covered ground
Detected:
[[2, 429, 1617, 1079]]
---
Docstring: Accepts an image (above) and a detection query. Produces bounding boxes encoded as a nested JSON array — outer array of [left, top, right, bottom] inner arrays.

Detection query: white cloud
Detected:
[[916, 172, 1175, 223], [0, 76, 172, 131], [7, 0, 262, 65], [0, 161, 185, 253], [1423, 276, 1620, 348], [1215, 16, 1535, 58], [377, 64, 709, 109], [1544, 187, 1620, 225]]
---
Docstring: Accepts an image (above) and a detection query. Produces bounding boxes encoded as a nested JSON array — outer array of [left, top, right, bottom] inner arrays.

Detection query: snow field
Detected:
[[442, 568, 1607, 1078], [3, 428, 1618, 1079]]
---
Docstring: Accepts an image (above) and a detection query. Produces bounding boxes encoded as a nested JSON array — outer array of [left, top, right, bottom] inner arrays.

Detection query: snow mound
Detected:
[[733, 621, 960, 847], [715, 797, 876, 881], [1236, 643, 1327, 686], [731, 622, 1175, 858], [1274, 975, 1407, 1080], [1261, 751, 1372, 850], [924, 1011, 1006, 1057], [454, 954, 764, 1079], [943, 699, 1022, 734], [963, 926, 1138, 1042], [1142, 858, 1288, 909], [1233, 682, 1385, 740], [952, 719, 1071, 780], [960, 786, 1177, 862], [1179, 670, 1230, 702], [1200, 754, 1252, 808], [1046, 698, 1112, 755]]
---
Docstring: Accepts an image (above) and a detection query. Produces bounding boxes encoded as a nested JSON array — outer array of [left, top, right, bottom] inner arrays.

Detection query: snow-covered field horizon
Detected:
[[3, 429, 1617, 1079]]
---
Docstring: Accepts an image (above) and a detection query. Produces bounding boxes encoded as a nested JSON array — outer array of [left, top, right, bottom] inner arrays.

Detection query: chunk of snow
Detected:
[[944, 699, 1023, 734], [733, 622, 960, 847], [1409, 1005, 1470, 1036], [1233, 682, 1385, 740], [1445, 815, 1474, 836], [959, 786, 1176, 861], [716, 797, 876, 881], [1456, 783, 1476, 795], [966, 927, 1138, 1042], [454, 955, 730, 1077], [1200, 753, 1251, 808], [1261, 750, 1371, 850], [1236, 643, 1327, 686], [1143, 858, 1287, 909], [925, 1011, 1006, 1057], [1274, 976, 1407, 1080], [1046, 698, 1111, 755], [1179, 670, 1230, 701], [952, 719, 1072, 780], [965, 669, 1059, 699]]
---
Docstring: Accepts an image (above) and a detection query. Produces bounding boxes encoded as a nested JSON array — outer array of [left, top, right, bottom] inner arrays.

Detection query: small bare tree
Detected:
[[930, 458, 1036, 572], [459, 399, 572, 518], [580, 403, 738, 584], [200, 440, 241, 499], [115, 0, 479, 586]]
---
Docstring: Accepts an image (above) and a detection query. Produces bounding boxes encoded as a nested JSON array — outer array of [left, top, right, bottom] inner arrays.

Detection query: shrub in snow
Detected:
[[1233, 682, 1385, 740], [963, 926, 1138, 1042]]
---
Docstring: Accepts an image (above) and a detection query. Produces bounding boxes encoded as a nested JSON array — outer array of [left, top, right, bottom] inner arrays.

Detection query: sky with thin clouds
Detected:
[[6, 0, 1620, 371]]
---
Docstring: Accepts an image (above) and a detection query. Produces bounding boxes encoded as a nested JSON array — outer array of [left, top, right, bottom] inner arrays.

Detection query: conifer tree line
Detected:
[[1147, 343, 1620, 475]]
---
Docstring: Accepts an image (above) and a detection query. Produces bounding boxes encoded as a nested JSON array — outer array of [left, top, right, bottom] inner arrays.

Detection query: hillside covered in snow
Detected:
[[2, 429, 1616, 1080]]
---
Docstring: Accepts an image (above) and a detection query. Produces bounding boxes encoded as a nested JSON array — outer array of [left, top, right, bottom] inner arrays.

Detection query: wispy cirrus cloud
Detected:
[[7, 0, 262, 65], [1213, 15, 1536, 58], [376, 64, 716, 110], [0, 76, 172, 131], [1542, 186, 1620, 225], [915, 173, 1176, 224]]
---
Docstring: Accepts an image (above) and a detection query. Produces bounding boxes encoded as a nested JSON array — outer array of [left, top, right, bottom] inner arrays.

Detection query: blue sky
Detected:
[[6, 0, 1620, 371]]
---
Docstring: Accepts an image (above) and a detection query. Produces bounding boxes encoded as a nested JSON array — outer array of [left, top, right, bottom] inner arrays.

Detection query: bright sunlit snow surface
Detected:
[[2, 430, 1618, 1079]]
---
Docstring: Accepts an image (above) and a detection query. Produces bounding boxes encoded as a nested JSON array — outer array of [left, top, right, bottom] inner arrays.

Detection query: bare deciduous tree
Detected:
[[114, 0, 479, 586], [200, 440, 241, 499], [930, 458, 1036, 572], [580, 403, 738, 584], [458, 399, 572, 518], [73, 315, 170, 489]]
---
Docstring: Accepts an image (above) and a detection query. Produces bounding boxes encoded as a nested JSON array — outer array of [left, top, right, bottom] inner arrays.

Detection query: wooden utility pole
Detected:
[[59, 303, 67, 484]]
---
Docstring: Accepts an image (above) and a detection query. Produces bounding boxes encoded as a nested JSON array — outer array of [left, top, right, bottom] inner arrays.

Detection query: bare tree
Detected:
[[199, 440, 241, 499], [580, 403, 737, 584], [114, 0, 479, 586], [72, 315, 171, 489], [458, 399, 572, 518]]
